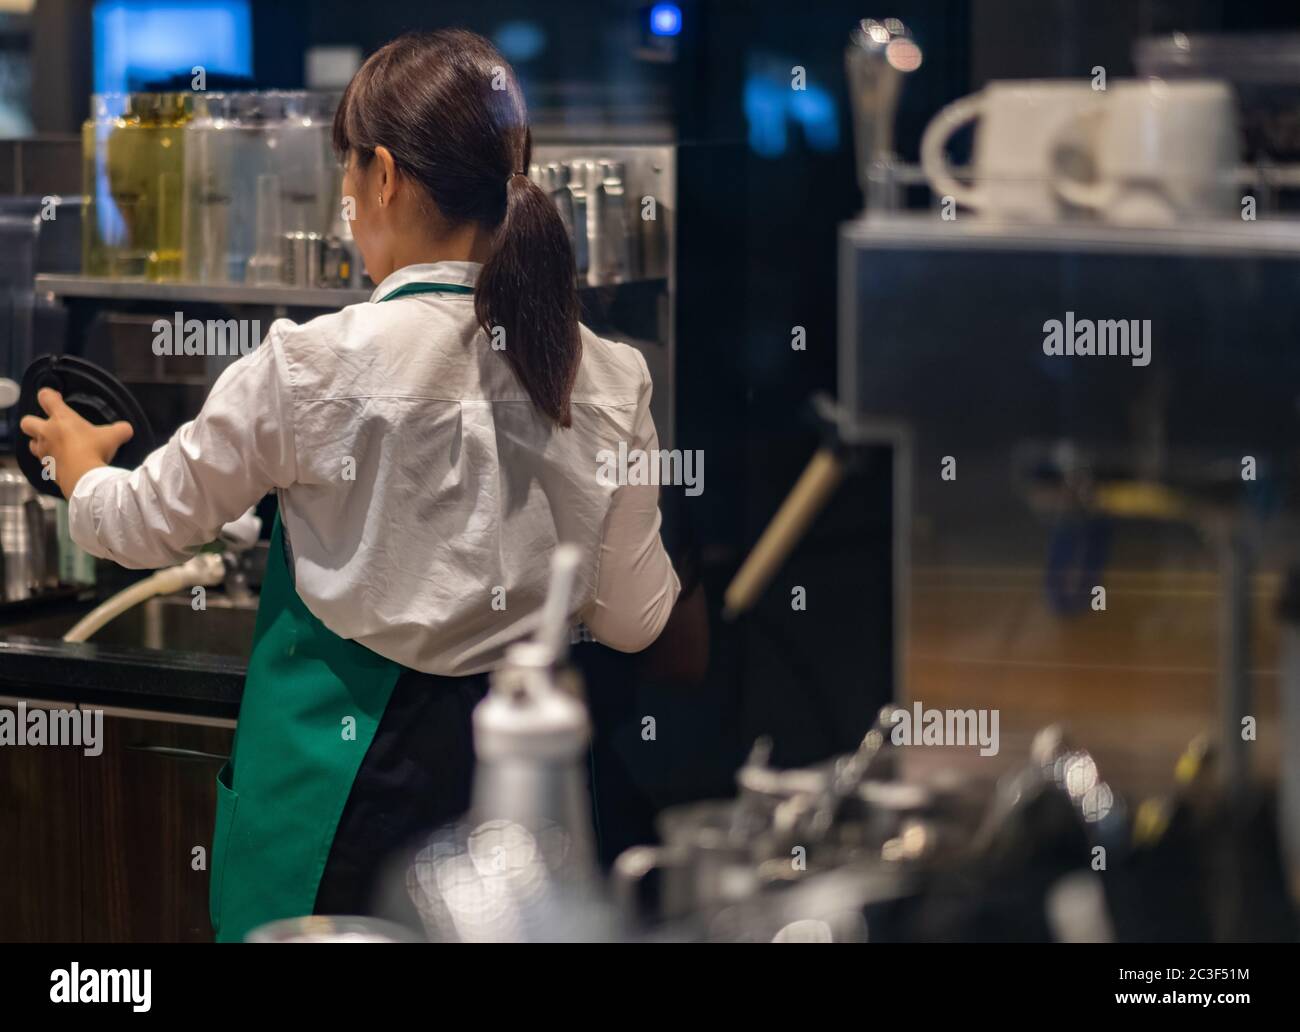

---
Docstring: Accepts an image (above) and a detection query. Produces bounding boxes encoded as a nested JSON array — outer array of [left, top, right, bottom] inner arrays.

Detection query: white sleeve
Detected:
[[68, 327, 298, 570], [582, 354, 681, 652]]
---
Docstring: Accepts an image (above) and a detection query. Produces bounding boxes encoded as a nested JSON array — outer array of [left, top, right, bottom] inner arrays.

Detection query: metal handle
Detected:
[[125, 743, 230, 764], [722, 447, 845, 619]]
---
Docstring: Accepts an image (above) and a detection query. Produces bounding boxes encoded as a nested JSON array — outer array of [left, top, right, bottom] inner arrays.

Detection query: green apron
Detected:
[[209, 280, 473, 942]]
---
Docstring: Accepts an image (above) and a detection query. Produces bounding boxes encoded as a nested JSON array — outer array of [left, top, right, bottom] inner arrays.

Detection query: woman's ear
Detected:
[[374, 145, 397, 208]]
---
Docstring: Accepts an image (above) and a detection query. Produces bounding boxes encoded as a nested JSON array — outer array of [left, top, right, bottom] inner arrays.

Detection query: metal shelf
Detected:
[[34, 276, 372, 308], [34, 274, 671, 309]]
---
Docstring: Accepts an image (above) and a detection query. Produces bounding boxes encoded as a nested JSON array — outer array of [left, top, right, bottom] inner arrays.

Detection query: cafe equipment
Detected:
[[183, 93, 240, 283], [468, 543, 595, 872], [62, 551, 224, 642], [10, 350, 259, 638], [277, 92, 339, 239], [6, 354, 160, 602], [1055, 80, 1239, 225], [531, 161, 584, 275], [845, 17, 922, 210], [528, 154, 647, 286], [611, 708, 943, 937], [922, 78, 1240, 225], [592, 160, 634, 284], [281, 231, 325, 288], [246, 915, 420, 943], [0, 470, 36, 601], [729, 200, 1300, 801], [81, 93, 191, 281], [1136, 33, 1300, 166], [31, 496, 60, 593], [0, 477, 58, 602], [183, 92, 338, 285], [834, 216, 1300, 799], [321, 207, 358, 288], [40, 139, 694, 471], [15, 354, 156, 500], [920, 80, 1100, 223], [640, 721, 1296, 942]]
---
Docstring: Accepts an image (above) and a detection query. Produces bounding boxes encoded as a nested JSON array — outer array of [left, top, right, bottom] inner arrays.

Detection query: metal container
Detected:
[[281, 230, 324, 287], [594, 159, 634, 283], [0, 470, 35, 601], [27, 494, 60, 591], [246, 915, 419, 943], [564, 158, 595, 279], [469, 642, 596, 874]]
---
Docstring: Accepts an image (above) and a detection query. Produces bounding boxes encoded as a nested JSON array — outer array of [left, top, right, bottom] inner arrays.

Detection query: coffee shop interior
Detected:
[[0, 0, 1299, 944]]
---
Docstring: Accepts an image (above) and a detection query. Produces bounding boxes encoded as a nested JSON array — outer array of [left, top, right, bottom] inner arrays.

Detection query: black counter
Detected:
[[0, 636, 244, 720]]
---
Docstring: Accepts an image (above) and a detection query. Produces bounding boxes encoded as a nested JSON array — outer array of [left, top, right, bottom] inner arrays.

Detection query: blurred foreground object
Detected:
[[845, 18, 921, 211], [373, 547, 621, 942]]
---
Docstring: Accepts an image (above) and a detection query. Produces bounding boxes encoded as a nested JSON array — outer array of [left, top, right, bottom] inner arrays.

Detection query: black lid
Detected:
[[15, 354, 156, 498]]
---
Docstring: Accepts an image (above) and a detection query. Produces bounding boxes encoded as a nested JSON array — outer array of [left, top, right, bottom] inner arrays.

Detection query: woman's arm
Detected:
[[581, 358, 681, 653], [22, 328, 298, 570], [19, 389, 134, 498]]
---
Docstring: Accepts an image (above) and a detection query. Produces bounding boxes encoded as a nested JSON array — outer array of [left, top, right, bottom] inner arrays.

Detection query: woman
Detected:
[[21, 29, 680, 942]]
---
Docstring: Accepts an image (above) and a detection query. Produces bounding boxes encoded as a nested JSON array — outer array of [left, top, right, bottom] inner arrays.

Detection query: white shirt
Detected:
[[69, 261, 680, 675]]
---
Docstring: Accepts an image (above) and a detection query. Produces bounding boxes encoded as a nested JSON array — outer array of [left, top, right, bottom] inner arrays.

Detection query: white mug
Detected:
[[1053, 79, 1239, 225], [920, 80, 1102, 221]]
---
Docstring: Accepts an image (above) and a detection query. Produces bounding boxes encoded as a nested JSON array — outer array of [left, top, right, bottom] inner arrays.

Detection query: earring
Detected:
[[378, 195, 383, 206]]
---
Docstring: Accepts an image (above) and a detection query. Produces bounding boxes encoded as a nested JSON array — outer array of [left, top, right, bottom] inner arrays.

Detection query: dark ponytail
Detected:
[[476, 165, 582, 427], [333, 30, 581, 426]]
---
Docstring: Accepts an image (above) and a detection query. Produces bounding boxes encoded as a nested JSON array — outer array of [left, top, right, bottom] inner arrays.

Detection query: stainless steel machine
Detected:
[[839, 215, 1300, 797]]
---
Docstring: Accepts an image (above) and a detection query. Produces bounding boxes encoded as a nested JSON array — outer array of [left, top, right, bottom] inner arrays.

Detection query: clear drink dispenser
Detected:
[[182, 91, 336, 283], [274, 91, 337, 237], [82, 92, 191, 280]]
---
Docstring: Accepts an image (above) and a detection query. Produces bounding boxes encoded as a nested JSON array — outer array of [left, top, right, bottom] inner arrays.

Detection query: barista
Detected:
[[21, 29, 680, 941]]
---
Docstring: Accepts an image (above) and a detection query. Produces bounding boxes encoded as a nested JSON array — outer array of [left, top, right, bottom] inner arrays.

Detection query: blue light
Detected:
[[494, 21, 546, 62], [93, 0, 253, 94], [743, 75, 787, 158], [649, 3, 682, 37], [743, 61, 841, 158], [788, 82, 839, 152]]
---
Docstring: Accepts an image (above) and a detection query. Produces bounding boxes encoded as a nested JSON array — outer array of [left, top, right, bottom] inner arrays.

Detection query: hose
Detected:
[[62, 552, 226, 643]]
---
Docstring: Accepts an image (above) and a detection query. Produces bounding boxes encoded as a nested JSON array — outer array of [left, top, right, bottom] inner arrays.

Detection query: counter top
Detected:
[[0, 635, 245, 720]]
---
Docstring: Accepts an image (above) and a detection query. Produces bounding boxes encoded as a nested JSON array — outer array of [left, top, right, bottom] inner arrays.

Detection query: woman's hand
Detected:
[[19, 388, 134, 499]]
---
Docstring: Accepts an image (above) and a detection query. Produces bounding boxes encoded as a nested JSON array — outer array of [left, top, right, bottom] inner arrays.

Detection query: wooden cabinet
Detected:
[[0, 696, 83, 942], [81, 709, 234, 943], [0, 698, 233, 943]]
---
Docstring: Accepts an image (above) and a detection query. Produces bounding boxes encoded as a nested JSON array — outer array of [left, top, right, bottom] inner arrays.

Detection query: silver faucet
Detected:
[[845, 18, 923, 211]]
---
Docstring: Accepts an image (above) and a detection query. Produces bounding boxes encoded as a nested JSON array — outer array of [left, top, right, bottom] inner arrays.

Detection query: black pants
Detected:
[[313, 666, 489, 915]]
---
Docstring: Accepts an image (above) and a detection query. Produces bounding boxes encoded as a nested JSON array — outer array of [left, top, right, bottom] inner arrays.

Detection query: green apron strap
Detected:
[[376, 281, 474, 302]]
